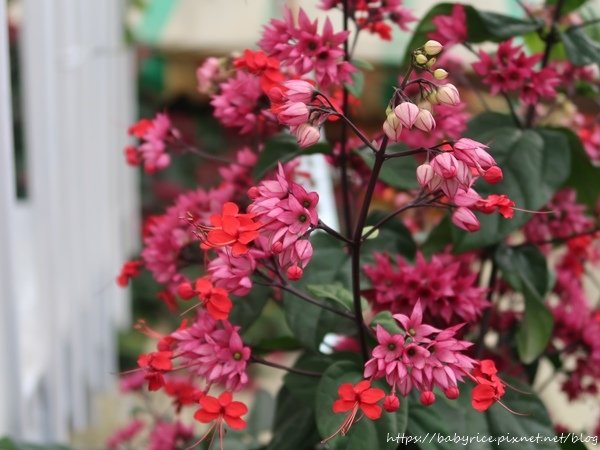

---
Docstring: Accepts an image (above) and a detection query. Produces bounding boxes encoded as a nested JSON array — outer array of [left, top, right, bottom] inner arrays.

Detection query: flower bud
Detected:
[[271, 241, 283, 254], [433, 68, 448, 80], [423, 40, 443, 56], [452, 207, 480, 232], [426, 57, 437, 68], [416, 163, 434, 187], [415, 53, 428, 65], [483, 166, 503, 184], [444, 386, 460, 400], [247, 186, 259, 199], [427, 90, 439, 105], [176, 282, 196, 300], [436, 84, 460, 106], [414, 109, 436, 132], [287, 265, 303, 281], [420, 390, 436, 406], [383, 395, 400, 412], [278, 102, 309, 125], [383, 113, 403, 142], [293, 123, 320, 148], [394, 102, 420, 129], [283, 80, 315, 103]]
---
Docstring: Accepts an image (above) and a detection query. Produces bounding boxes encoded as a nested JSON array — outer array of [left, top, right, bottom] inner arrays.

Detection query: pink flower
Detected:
[[259, 8, 355, 88], [383, 113, 403, 142], [283, 79, 315, 103], [278, 101, 310, 125], [393, 301, 440, 340], [428, 4, 467, 47], [171, 311, 251, 391], [126, 113, 176, 174], [196, 57, 223, 94], [107, 420, 144, 450], [452, 207, 481, 232], [208, 248, 256, 296], [414, 109, 436, 132], [436, 83, 460, 106], [147, 421, 194, 450], [364, 251, 488, 324], [211, 71, 265, 134]]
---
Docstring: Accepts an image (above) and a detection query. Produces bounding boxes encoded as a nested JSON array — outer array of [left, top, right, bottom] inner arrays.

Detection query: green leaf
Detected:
[[557, 127, 600, 209], [283, 352, 333, 408], [421, 216, 453, 258], [267, 387, 321, 450], [452, 113, 571, 251], [251, 335, 303, 354], [407, 378, 559, 450], [246, 389, 276, 437], [345, 70, 365, 98], [402, 4, 541, 66], [282, 233, 353, 350], [352, 58, 375, 71], [359, 145, 418, 191], [546, 0, 588, 14], [315, 361, 408, 450], [252, 133, 332, 180], [495, 245, 554, 363], [561, 26, 600, 66], [371, 311, 403, 334], [228, 283, 271, 330], [307, 283, 366, 312]]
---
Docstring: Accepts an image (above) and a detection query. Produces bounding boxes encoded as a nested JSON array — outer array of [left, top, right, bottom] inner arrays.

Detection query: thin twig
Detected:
[[251, 356, 322, 378], [318, 220, 353, 245]]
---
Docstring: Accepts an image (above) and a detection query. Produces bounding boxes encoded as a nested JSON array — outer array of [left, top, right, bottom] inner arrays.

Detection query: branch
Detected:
[[317, 220, 353, 245], [514, 225, 600, 248], [475, 259, 499, 358], [276, 283, 356, 321], [339, 0, 353, 236], [251, 355, 322, 378]]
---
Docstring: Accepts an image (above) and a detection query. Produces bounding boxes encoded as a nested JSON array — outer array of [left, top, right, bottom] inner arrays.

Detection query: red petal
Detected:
[[222, 216, 241, 236], [360, 403, 383, 420], [194, 409, 220, 423], [337, 383, 356, 401], [353, 380, 371, 394], [200, 395, 221, 413], [360, 387, 385, 404], [222, 202, 239, 216], [332, 399, 355, 413], [231, 242, 248, 256], [207, 230, 236, 246], [224, 415, 247, 430], [225, 401, 248, 417]]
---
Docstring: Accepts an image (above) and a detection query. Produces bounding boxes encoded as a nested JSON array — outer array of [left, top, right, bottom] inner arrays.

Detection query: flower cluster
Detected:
[[364, 251, 487, 324], [259, 8, 355, 88], [320, 0, 416, 39], [247, 163, 319, 280], [428, 4, 467, 47], [416, 138, 512, 232], [125, 113, 178, 174], [473, 39, 560, 105], [364, 301, 475, 403]]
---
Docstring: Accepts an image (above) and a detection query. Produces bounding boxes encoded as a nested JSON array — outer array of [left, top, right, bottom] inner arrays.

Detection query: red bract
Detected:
[[203, 202, 262, 256]]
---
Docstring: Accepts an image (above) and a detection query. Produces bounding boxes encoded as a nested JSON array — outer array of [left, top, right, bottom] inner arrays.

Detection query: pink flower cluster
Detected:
[[147, 421, 194, 450], [473, 39, 560, 105], [416, 138, 511, 232], [428, 4, 467, 47], [364, 301, 475, 402], [247, 164, 318, 280], [210, 71, 266, 134], [401, 102, 470, 149], [271, 80, 326, 147], [125, 113, 178, 174], [320, 0, 416, 38], [142, 185, 234, 288], [524, 189, 593, 249], [171, 310, 251, 391], [259, 8, 355, 88], [364, 251, 488, 324]]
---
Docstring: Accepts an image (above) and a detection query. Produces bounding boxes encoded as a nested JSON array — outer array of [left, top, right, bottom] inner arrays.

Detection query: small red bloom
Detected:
[[194, 391, 248, 430], [476, 194, 515, 219], [383, 394, 400, 412], [137, 351, 173, 391], [203, 202, 262, 256], [323, 380, 385, 443], [128, 119, 153, 138], [470, 359, 506, 412], [116, 260, 143, 287], [194, 278, 233, 320], [157, 289, 178, 312], [164, 379, 203, 413]]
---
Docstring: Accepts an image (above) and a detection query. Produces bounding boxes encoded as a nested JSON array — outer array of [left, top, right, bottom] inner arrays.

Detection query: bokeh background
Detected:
[[1, 0, 600, 448]]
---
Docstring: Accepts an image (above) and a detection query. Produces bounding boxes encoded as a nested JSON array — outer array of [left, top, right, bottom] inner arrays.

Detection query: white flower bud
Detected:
[[414, 109, 436, 132], [415, 53, 428, 65], [436, 84, 460, 106], [433, 68, 448, 80], [423, 40, 443, 56], [383, 113, 403, 142]]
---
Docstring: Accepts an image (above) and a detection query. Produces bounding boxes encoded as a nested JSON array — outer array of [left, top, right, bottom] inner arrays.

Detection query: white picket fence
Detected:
[[0, 0, 138, 444]]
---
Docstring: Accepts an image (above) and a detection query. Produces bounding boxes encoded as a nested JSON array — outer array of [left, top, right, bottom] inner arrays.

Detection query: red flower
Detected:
[[470, 359, 506, 412], [323, 380, 385, 444], [195, 278, 233, 320], [476, 194, 516, 219], [194, 392, 248, 430], [137, 351, 173, 391], [116, 260, 143, 287], [128, 118, 153, 138], [164, 379, 203, 413], [234, 49, 285, 94], [203, 202, 262, 256]]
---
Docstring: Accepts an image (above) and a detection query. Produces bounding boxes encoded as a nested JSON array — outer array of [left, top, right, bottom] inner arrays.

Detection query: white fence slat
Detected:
[[0, 0, 23, 439]]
